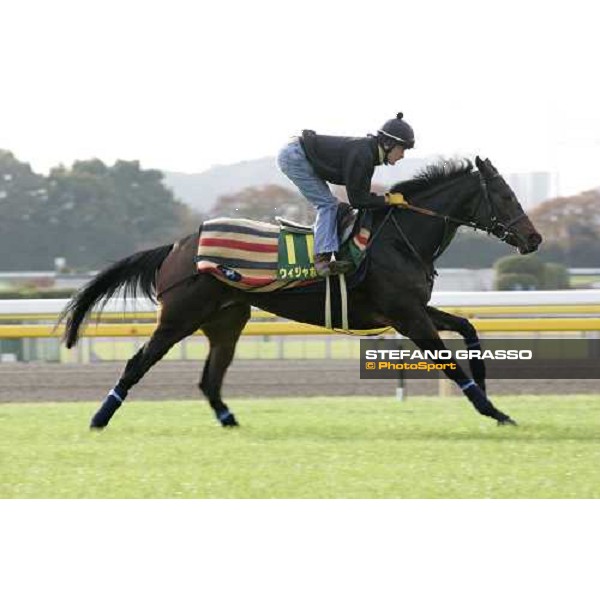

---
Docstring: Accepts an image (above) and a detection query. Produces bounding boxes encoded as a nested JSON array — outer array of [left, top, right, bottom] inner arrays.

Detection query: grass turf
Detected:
[[1, 395, 600, 498]]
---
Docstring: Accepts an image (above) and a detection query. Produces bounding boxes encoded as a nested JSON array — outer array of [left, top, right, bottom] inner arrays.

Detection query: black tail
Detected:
[[58, 245, 173, 348]]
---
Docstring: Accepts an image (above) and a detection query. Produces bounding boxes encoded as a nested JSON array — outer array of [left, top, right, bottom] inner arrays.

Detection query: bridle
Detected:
[[391, 171, 528, 241], [366, 171, 529, 283], [471, 173, 528, 241]]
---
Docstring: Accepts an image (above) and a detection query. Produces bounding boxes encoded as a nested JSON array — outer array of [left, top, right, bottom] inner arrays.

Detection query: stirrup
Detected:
[[330, 260, 354, 275], [314, 258, 353, 277], [275, 216, 313, 234]]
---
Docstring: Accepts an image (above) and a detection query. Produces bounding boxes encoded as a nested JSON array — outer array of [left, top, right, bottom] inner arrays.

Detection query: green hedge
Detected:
[[496, 273, 539, 291], [494, 256, 569, 290], [542, 263, 570, 290], [495, 255, 545, 277]]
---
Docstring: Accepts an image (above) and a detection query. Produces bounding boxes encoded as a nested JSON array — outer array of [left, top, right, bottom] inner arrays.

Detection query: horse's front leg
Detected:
[[393, 307, 516, 425], [426, 306, 487, 394]]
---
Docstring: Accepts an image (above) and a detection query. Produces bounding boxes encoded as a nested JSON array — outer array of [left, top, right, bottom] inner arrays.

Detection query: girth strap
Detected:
[[325, 276, 332, 329], [324, 274, 349, 330], [339, 274, 349, 330]]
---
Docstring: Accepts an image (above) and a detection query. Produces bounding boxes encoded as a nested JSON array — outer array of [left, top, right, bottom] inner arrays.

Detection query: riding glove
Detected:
[[385, 192, 408, 206]]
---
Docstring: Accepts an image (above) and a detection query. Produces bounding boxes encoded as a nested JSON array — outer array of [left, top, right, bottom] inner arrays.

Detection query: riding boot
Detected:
[[332, 251, 354, 274], [314, 253, 353, 277]]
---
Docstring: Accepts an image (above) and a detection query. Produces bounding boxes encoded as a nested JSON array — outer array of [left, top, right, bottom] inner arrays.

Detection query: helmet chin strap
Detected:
[[378, 144, 391, 165]]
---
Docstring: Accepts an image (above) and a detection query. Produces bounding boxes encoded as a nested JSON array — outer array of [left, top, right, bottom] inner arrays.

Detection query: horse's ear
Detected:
[[475, 156, 485, 170], [484, 158, 499, 175]]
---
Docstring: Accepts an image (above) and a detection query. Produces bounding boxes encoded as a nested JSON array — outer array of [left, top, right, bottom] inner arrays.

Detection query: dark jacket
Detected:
[[300, 130, 387, 209]]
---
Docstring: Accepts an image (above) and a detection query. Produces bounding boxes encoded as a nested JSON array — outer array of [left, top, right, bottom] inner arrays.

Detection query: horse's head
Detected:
[[474, 157, 543, 254]]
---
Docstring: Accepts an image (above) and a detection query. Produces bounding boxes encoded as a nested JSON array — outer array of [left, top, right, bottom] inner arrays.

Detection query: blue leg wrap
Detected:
[[109, 388, 123, 402], [459, 379, 476, 391], [217, 410, 232, 424], [90, 393, 122, 429]]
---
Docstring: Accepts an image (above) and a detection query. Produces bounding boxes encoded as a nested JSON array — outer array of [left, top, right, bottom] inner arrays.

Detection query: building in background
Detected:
[[506, 171, 553, 209]]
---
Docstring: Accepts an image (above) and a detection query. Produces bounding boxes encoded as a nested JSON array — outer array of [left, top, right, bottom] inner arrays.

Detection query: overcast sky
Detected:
[[1, 0, 599, 195]]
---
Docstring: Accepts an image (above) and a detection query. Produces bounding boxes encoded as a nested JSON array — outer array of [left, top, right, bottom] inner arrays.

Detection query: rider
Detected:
[[277, 112, 414, 276]]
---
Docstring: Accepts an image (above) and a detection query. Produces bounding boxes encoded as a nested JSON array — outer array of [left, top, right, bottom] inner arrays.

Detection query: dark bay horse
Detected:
[[59, 157, 542, 429]]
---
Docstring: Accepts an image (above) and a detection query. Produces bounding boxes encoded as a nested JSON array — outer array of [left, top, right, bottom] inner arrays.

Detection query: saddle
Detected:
[[195, 203, 370, 292]]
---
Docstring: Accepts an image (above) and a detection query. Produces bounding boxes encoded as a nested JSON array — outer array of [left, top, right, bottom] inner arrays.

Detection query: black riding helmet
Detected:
[[377, 112, 415, 150]]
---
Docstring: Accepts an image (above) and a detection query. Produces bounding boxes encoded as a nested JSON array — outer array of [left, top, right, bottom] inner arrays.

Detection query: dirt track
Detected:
[[0, 360, 597, 403]]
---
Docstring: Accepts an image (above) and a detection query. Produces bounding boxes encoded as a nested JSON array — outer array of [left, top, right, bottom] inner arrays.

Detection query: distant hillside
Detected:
[[163, 155, 430, 213]]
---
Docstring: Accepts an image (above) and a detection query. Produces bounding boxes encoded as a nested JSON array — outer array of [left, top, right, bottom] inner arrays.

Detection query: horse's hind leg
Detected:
[[426, 306, 487, 393], [90, 320, 204, 429], [90, 277, 231, 429], [198, 303, 251, 427]]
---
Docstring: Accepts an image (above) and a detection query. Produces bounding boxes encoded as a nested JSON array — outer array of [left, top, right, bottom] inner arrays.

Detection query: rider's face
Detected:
[[387, 145, 405, 165]]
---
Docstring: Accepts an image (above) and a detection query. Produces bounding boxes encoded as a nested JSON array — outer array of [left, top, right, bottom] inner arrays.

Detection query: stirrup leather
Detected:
[[275, 216, 313, 234]]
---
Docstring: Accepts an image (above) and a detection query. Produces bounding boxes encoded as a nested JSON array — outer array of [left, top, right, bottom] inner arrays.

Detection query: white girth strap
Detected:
[[324, 274, 349, 330], [325, 275, 332, 329], [339, 274, 348, 330]]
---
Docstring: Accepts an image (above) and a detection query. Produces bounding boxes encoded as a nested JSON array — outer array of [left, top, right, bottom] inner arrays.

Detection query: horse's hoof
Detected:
[[89, 394, 122, 430], [498, 417, 518, 427], [90, 413, 110, 429], [218, 411, 239, 427]]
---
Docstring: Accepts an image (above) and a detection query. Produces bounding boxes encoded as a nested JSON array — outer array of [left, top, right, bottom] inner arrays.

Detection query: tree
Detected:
[[437, 188, 600, 268], [43, 159, 195, 267], [529, 191, 600, 243], [41, 161, 134, 267], [529, 190, 600, 266], [0, 153, 196, 270], [0, 150, 49, 270]]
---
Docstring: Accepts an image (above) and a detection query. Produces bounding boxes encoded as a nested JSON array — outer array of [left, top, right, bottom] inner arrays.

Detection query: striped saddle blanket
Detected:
[[196, 216, 371, 292]]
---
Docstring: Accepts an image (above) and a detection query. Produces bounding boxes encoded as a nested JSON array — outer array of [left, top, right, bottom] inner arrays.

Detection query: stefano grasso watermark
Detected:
[[359, 339, 600, 379]]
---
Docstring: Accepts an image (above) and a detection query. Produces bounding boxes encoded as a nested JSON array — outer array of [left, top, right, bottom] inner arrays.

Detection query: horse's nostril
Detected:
[[529, 233, 542, 246]]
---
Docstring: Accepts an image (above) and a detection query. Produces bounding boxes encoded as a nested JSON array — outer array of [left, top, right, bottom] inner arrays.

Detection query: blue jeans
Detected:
[[277, 138, 339, 254]]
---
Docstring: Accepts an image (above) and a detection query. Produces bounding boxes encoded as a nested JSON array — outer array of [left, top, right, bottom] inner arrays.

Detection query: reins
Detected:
[[363, 207, 438, 284], [393, 173, 525, 237], [364, 170, 528, 283], [389, 211, 437, 283]]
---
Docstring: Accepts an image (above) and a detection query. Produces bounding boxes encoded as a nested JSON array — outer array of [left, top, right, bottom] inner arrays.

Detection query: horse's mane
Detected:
[[390, 158, 473, 199]]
